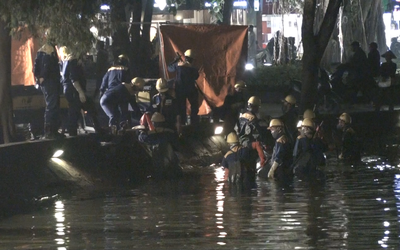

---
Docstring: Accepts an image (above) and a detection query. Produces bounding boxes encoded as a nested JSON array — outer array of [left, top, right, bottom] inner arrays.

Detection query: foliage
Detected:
[[0, 0, 99, 56], [245, 63, 303, 88]]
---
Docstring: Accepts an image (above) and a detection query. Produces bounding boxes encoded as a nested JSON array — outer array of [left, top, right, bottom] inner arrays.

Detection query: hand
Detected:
[[39, 78, 44, 84], [79, 93, 86, 103]]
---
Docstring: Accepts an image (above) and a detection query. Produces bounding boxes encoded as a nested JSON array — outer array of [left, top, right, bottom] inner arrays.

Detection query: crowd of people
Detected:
[[33, 34, 363, 183], [221, 91, 360, 184]]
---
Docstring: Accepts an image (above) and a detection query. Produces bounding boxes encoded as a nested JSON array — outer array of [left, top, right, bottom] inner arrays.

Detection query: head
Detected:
[[226, 132, 239, 146], [59, 46, 73, 61], [151, 112, 165, 127], [301, 118, 315, 138], [350, 41, 360, 52], [156, 78, 169, 94], [382, 50, 396, 62], [96, 40, 105, 50], [337, 112, 351, 130], [248, 25, 254, 31], [184, 49, 194, 64], [281, 95, 296, 113], [303, 109, 315, 120], [131, 77, 145, 92], [117, 54, 130, 67], [369, 42, 378, 51], [234, 80, 246, 92], [247, 96, 261, 113], [268, 119, 284, 139]]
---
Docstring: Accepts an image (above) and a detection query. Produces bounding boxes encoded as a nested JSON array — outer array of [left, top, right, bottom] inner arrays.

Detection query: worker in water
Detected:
[[222, 131, 266, 184], [234, 96, 266, 147], [263, 119, 293, 180], [280, 94, 299, 143], [140, 78, 181, 133], [336, 112, 360, 163], [168, 49, 200, 125], [220, 80, 247, 134], [59, 46, 102, 136], [138, 112, 182, 179], [100, 77, 145, 132]]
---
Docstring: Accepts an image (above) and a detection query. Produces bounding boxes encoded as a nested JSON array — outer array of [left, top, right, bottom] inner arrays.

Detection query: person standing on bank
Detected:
[[375, 50, 397, 111], [33, 31, 63, 139], [368, 42, 381, 79], [100, 77, 145, 131], [59, 46, 103, 136], [168, 49, 200, 125]]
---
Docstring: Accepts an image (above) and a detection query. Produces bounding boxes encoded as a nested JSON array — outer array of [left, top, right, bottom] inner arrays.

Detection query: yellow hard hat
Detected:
[[303, 109, 315, 119], [301, 118, 315, 129], [268, 119, 283, 129], [151, 112, 165, 123], [184, 49, 194, 58], [248, 96, 261, 106], [339, 113, 351, 124], [283, 95, 296, 105], [234, 80, 246, 90], [131, 77, 145, 90], [226, 132, 239, 144], [156, 78, 169, 93]]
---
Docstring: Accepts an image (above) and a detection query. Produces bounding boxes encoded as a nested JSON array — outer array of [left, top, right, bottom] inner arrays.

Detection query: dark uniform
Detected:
[[235, 111, 265, 147], [221, 90, 246, 134], [222, 142, 266, 184], [33, 43, 62, 138], [100, 83, 142, 128], [280, 105, 299, 143], [292, 135, 326, 178], [340, 126, 360, 162], [138, 127, 182, 179], [261, 134, 293, 180], [151, 92, 179, 130], [376, 54, 397, 111], [61, 58, 102, 135], [100, 65, 131, 96], [168, 62, 200, 124]]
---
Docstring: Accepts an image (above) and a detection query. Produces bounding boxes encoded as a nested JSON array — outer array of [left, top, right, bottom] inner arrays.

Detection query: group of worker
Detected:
[[33, 27, 199, 139], [222, 91, 361, 183]]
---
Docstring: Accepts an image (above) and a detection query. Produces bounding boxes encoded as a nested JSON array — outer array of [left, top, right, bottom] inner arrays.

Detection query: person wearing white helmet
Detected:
[[336, 112, 360, 162], [100, 77, 145, 131], [259, 119, 292, 180], [222, 132, 266, 183], [234, 96, 266, 148], [167, 49, 200, 125]]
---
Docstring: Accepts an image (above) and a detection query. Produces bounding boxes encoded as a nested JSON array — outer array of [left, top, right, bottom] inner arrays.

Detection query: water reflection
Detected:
[[0, 158, 399, 249]]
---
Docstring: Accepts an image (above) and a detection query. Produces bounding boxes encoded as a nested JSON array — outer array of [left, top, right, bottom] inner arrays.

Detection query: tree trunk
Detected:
[[301, 0, 342, 112], [0, 19, 15, 143], [222, 0, 234, 24]]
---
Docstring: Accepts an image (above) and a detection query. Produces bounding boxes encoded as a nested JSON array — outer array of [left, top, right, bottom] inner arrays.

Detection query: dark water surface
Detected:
[[0, 155, 400, 249]]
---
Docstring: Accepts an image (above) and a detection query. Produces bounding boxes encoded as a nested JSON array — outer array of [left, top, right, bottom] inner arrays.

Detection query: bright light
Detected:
[[175, 15, 182, 20], [155, 0, 167, 10], [52, 150, 64, 158], [100, 4, 110, 11], [297, 120, 302, 128], [245, 63, 254, 70], [214, 126, 223, 135]]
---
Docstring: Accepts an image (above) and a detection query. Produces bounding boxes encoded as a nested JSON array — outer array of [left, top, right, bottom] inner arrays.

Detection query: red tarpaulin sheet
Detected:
[[159, 24, 248, 115]]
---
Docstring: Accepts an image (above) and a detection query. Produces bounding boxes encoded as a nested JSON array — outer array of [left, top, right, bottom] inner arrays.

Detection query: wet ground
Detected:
[[0, 150, 399, 249]]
